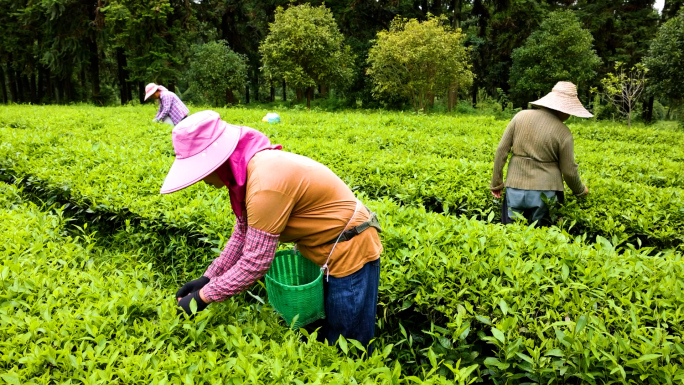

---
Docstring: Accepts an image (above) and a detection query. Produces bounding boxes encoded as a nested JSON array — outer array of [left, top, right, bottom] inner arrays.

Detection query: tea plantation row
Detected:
[[1, 105, 681, 249], [1, 105, 683, 383], [0, 183, 479, 384]]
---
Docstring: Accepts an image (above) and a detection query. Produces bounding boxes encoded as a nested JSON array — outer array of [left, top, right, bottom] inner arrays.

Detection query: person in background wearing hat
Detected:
[[165, 110, 383, 352], [144, 83, 189, 126], [490, 81, 591, 226]]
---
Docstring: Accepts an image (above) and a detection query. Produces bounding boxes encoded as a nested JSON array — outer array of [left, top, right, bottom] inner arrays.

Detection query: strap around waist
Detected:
[[322, 207, 382, 245], [511, 154, 557, 163]]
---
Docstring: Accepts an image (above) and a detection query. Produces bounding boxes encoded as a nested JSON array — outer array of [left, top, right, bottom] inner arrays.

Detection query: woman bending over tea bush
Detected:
[[490, 81, 591, 226], [161, 110, 383, 351]]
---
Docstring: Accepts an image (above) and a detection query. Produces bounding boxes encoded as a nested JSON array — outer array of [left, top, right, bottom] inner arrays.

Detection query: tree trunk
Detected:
[[253, 68, 259, 102], [471, 83, 478, 107], [270, 83, 275, 102], [226, 88, 236, 105], [55, 77, 62, 104], [307, 87, 313, 109], [45, 70, 53, 101], [245, 84, 250, 104], [88, 38, 101, 104], [21, 74, 30, 104], [320, 84, 328, 97], [452, 0, 461, 28], [61, 76, 68, 103], [0, 65, 6, 104], [448, 85, 458, 112], [282, 80, 286, 101], [29, 73, 37, 104], [116, 48, 129, 104], [6, 63, 17, 103], [15, 71, 23, 102], [296, 89, 303, 102], [427, 92, 435, 110], [431, 0, 442, 16], [644, 95, 654, 123], [65, 73, 74, 103], [37, 67, 46, 103], [80, 68, 87, 99], [138, 81, 144, 103]]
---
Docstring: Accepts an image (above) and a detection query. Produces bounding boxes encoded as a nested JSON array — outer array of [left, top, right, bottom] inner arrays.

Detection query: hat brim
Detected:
[[144, 86, 160, 101], [160, 126, 241, 194], [530, 94, 593, 118]]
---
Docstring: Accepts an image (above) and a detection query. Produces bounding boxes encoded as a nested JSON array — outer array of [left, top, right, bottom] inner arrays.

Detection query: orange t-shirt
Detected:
[[245, 150, 382, 277]]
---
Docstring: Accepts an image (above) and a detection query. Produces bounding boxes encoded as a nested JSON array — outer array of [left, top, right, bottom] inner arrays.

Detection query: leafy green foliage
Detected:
[[644, 9, 684, 102], [0, 105, 682, 250], [378, 206, 684, 383], [509, 10, 602, 106], [1, 106, 684, 382], [0, 183, 476, 384], [103, 0, 193, 84], [259, 4, 355, 107], [595, 62, 648, 128], [189, 41, 248, 106], [367, 16, 473, 113]]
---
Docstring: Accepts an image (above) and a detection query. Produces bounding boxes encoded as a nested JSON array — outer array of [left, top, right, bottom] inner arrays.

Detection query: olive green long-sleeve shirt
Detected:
[[490, 108, 587, 196]]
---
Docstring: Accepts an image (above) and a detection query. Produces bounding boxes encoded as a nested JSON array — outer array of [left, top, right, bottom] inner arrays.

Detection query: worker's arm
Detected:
[[199, 226, 279, 303], [490, 116, 516, 193], [203, 216, 248, 279], [559, 135, 587, 197], [176, 216, 247, 300], [197, 189, 294, 303]]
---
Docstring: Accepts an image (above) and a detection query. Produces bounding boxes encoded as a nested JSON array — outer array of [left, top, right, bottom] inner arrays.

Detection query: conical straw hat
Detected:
[[530, 81, 593, 118]]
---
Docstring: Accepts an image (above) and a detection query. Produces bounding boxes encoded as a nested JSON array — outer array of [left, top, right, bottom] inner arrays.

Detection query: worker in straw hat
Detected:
[[164, 110, 383, 351], [490, 81, 591, 226], [144, 83, 189, 126]]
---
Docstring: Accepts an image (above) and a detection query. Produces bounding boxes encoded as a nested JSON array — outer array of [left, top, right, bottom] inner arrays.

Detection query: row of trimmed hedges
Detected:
[[0, 182, 475, 384], [1, 105, 683, 382]]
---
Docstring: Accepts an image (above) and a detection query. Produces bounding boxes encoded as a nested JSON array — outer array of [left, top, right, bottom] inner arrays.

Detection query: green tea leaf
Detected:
[[492, 327, 505, 343]]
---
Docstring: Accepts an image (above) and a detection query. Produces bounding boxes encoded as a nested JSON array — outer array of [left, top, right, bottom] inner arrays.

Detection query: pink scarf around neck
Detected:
[[215, 126, 282, 217]]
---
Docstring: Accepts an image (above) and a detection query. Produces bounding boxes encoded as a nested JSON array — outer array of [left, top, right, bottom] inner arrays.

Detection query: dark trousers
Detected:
[[502, 189, 565, 227], [307, 258, 380, 355]]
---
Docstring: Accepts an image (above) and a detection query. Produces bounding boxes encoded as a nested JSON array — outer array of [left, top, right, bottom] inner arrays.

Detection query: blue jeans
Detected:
[[308, 258, 380, 355], [502, 188, 564, 227]]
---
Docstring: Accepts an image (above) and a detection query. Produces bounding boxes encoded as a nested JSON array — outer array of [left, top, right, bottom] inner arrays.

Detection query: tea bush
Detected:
[[1, 105, 683, 382], [0, 105, 681, 247], [376, 200, 684, 383], [0, 183, 477, 384]]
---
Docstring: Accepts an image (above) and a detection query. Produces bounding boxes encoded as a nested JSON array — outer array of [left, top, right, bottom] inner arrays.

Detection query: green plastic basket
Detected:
[[265, 250, 325, 328]]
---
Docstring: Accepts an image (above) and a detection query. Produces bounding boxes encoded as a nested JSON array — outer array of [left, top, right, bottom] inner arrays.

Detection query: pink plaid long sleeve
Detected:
[[154, 91, 189, 125], [202, 226, 279, 302], [203, 216, 248, 279]]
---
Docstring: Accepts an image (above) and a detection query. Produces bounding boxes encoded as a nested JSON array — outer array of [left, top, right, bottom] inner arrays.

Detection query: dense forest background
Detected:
[[1, 0, 683, 121]]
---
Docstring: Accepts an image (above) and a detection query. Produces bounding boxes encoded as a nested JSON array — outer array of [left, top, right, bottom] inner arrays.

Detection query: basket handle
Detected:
[[321, 200, 361, 281]]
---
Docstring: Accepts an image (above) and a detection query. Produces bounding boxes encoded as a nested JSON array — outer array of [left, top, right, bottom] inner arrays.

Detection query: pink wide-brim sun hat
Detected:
[[530, 81, 593, 118], [144, 83, 161, 101], [160, 110, 241, 194]]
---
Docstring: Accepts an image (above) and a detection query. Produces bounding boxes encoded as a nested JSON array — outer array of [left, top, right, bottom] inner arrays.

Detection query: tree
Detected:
[[189, 41, 248, 106], [367, 16, 473, 112], [260, 4, 354, 108], [103, 0, 194, 103], [643, 10, 684, 107], [596, 62, 647, 128], [509, 10, 601, 106], [574, 0, 659, 70], [663, 0, 684, 20]]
